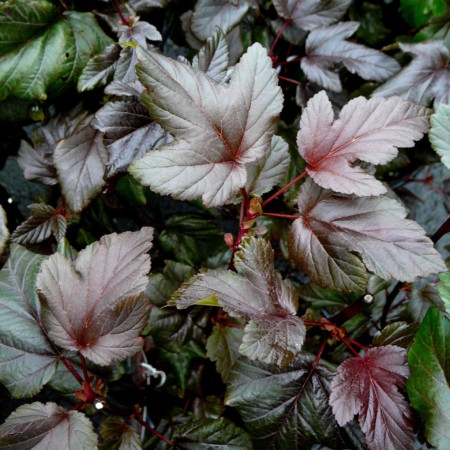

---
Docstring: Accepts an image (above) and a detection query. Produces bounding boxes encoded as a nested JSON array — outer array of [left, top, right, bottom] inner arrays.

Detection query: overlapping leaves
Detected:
[[172, 236, 305, 367], [296, 91, 431, 195], [429, 103, 450, 169], [329, 346, 414, 450], [36, 228, 153, 366], [129, 42, 283, 207], [289, 179, 446, 291]]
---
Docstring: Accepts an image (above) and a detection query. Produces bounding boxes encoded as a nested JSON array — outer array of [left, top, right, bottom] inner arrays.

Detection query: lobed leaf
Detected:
[[0, 1, 112, 101], [373, 41, 450, 107], [99, 417, 142, 450], [297, 91, 431, 196], [273, 0, 351, 31], [329, 345, 414, 450], [172, 236, 305, 367], [130, 43, 283, 207], [407, 307, 450, 448], [0, 245, 57, 397], [301, 22, 400, 92], [407, 282, 446, 322], [289, 179, 446, 291], [36, 228, 153, 366], [400, 0, 447, 28], [372, 322, 420, 349], [0, 402, 97, 449], [429, 103, 450, 169]]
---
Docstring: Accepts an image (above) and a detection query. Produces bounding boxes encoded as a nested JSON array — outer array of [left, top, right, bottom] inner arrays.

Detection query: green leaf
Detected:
[[298, 283, 361, 310], [407, 308, 450, 448], [372, 322, 420, 348], [0, 245, 58, 397], [438, 272, 450, 313], [430, 103, 450, 169], [115, 174, 147, 206], [0, 402, 97, 449], [400, 0, 447, 28], [349, 2, 390, 46], [226, 356, 354, 448], [413, 10, 450, 49], [206, 324, 244, 382], [195, 295, 220, 306], [99, 417, 142, 450], [0, 1, 112, 101], [0, 204, 9, 257], [172, 418, 253, 449]]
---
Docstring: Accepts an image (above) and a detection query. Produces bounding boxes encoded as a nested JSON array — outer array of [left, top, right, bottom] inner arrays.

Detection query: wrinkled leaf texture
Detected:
[[429, 103, 450, 169], [0, 0, 111, 101], [36, 228, 153, 366], [296, 91, 431, 196], [172, 236, 305, 367], [129, 43, 283, 207], [289, 179, 446, 291], [99, 417, 142, 450], [329, 346, 414, 450], [301, 22, 400, 92], [0, 402, 97, 449]]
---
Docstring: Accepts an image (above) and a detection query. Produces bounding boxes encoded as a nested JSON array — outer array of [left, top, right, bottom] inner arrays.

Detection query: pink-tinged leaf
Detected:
[[36, 228, 153, 366], [172, 236, 305, 367], [297, 91, 431, 195], [301, 22, 400, 92], [0, 402, 97, 449], [129, 43, 283, 207], [329, 346, 414, 450], [373, 41, 450, 107], [289, 179, 446, 291], [273, 0, 351, 31]]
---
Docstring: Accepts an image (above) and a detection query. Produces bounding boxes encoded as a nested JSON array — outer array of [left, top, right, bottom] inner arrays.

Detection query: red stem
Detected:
[[219, 321, 245, 329], [270, 19, 292, 57], [262, 212, 300, 220], [312, 337, 327, 368], [275, 57, 303, 67], [278, 75, 301, 85], [229, 189, 250, 270], [262, 170, 308, 207], [343, 338, 361, 358], [80, 355, 90, 382], [135, 415, 175, 447], [114, 0, 130, 26], [60, 357, 83, 385], [347, 338, 368, 351]]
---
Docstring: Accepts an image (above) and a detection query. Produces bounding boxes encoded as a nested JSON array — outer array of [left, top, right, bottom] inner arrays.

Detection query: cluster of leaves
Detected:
[[0, 0, 449, 449]]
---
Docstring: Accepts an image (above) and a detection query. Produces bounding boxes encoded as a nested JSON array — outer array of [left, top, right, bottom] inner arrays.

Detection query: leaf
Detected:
[[0, 402, 97, 449], [77, 43, 121, 92], [349, 2, 390, 46], [189, 0, 250, 42], [429, 103, 450, 169], [296, 91, 431, 195], [172, 236, 305, 367], [172, 418, 253, 449], [329, 345, 414, 450], [0, 245, 58, 398], [192, 28, 230, 83], [245, 135, 290, 197], [11, 203, 66, 244], [413, 9, 450, 48], [36, 228, 153, 366], [94, 100, 171, 177], [289, 179, 446, 291], [0, 1, 112, 101], [0, 205, 8, 257], [407, 282, 446, 322], [18, 106, 89, 186], [372, 322, 420, 348], [99, 417, 142, 450], [400, 0, 447, 28], [206, 324, 244, 382], [273, 0, 351, 31], [299, 282, 361, 309], [129, 43, 283, 207], [226, 356, 354, 449], [54, 116, 108, 212], [438, 271, 450, 313], [407, 307, 450, 449], [301, 22, 400, 92], [373, 41, 450, 107]]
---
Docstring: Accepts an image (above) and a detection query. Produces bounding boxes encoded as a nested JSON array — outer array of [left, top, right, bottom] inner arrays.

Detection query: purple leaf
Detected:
[[373, 41, 450, 107], [297, 91, 431, 195], [273, 0, 351, 31], [172, 237, 305, 367], [54, 116, 108, 212], [0, 402, 97, 449], [289, 179, 446, 291], [130, 43, 283, 207], [36, 228, 153, 366], [329, 346, 414, 450], [301, 22, 400, 92]]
